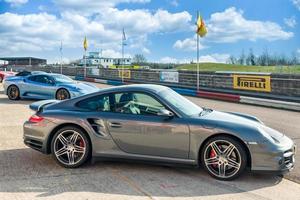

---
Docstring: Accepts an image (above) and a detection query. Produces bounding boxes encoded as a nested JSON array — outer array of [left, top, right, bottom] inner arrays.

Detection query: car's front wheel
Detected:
[[51, 126, 91, 168], [201, 135, 247, 181], [7, 85, 20, 100]]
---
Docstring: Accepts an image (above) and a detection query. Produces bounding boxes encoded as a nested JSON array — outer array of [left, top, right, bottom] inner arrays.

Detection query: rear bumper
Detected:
[[23, 120, 54, 154]]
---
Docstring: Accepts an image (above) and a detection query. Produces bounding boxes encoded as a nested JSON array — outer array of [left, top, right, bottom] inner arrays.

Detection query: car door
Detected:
[[24, 75, 56, 98], [105, 91, 190, 159]]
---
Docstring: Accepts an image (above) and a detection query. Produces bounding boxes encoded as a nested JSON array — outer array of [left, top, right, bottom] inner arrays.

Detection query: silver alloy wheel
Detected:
[[53, 130, 86, 166], [204, 140, 241, 178]]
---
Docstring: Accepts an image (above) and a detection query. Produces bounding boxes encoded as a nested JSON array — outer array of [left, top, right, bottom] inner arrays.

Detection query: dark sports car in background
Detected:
[[23, 84, 295, 180], [3, 73, 99, 100]]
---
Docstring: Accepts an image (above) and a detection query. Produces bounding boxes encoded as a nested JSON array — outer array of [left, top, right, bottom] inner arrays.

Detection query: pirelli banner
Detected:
[[233, 75, 271, 92]]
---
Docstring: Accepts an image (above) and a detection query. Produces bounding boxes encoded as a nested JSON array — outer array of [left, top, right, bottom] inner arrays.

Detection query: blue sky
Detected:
[[0, 0, 299, 64]]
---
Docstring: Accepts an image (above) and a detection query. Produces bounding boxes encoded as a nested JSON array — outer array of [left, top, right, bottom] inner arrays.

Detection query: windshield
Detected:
[[159, 88, 203, 116], [52, 74, 74, 84]]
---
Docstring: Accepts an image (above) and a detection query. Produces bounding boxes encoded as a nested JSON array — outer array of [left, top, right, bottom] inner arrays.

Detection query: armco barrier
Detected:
[[197, 91, 240, 102]]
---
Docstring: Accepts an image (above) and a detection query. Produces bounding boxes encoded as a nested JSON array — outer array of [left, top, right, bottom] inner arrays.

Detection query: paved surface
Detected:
[[1, 82, 300, 200]]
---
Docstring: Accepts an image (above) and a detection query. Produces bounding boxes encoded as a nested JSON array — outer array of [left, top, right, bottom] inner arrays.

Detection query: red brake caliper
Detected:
[[79, 139, 85, 148], [210, 149, 217, 168]]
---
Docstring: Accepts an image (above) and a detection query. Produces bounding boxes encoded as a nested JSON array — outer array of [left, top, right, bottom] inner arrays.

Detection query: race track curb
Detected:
[[79, 77, 300, 112]]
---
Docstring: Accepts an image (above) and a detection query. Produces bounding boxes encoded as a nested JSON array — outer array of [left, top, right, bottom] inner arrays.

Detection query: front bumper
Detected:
[[249, 136, 296, 174]]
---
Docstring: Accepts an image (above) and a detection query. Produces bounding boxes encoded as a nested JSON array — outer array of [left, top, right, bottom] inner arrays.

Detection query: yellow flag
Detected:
[[196, 14, 207, 37], [83, 36, 88, 51]]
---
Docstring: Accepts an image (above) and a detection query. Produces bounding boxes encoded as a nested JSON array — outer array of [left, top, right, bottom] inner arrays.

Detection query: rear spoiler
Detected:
[[29, 99, 59, 112]]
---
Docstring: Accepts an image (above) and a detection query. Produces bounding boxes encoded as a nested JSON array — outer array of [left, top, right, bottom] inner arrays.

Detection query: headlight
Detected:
[[258, 127, 278, 144]]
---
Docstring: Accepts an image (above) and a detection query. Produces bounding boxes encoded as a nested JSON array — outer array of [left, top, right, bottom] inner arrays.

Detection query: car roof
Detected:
[[98, 84, 169, 94]]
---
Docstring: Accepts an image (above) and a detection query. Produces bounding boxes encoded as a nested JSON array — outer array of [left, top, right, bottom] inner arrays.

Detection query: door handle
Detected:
[[109, 122, 122, 128]]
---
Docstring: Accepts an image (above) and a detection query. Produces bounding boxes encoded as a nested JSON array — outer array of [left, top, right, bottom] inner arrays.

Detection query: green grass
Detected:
[[176, 63, 300, 73]]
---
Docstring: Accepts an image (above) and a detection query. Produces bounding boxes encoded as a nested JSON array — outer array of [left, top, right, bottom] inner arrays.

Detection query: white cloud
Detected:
[[292, 0, 300, 10], [0, 0, 192, 57], [173, 35, 206, 51], [297, 49, 300, 54], [160, 57, 179, 63], [284, 16, 297, 28], [4, 0, 28, 7], [198, 53, 230, 63], [53, 0, 151, 14], [207, 7, 293, 43], [102, 49, 131, 58], [173, 7, 293, 52], [142, 47, 151, 54], [99, 8, 192, 34]]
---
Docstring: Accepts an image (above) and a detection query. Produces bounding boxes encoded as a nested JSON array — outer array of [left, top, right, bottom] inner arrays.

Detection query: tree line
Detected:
[[227, 49, 299, 66]]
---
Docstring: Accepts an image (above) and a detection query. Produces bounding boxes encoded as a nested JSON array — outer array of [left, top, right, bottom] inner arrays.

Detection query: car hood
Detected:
[[199, 110, 284, 140], [58, 82, 99, 93]]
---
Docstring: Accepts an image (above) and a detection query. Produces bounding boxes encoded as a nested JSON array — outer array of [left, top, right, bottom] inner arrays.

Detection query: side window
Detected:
[[27, 75, 37, 82], [32, 75, 53, 84], [77, 94, 111, 112], [113, 92, 165, 116]]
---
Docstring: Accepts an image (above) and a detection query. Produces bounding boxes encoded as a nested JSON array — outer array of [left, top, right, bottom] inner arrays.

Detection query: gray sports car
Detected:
[[23, 84, 296, 180]]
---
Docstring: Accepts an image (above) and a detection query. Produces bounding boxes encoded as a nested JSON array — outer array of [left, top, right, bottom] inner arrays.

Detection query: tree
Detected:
[[238, 50, 246, 65], [246, 48, 256, 66], [227, 55, 237, 64], [132, 54, 147, 64]]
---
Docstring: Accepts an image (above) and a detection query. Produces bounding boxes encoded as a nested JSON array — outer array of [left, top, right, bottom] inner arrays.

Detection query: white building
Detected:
[[80, 52, 131, 68]]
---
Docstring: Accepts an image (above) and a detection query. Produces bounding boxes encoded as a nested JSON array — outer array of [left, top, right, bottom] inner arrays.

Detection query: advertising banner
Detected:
[[233, 75, 271, 92], [160, 71, 179, 83], [118, 69, 131, 79]]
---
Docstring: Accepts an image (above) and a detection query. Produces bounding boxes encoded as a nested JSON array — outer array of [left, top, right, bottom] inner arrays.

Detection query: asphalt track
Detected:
[[0, 82, 300, 200]]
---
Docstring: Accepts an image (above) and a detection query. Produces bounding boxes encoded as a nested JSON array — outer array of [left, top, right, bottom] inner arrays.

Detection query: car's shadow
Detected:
[[0, 96, 34, 105], [0, 148, 284, 198]]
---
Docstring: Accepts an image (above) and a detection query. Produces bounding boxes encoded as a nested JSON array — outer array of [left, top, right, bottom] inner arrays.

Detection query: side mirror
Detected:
[[157, 109, 174, 118]]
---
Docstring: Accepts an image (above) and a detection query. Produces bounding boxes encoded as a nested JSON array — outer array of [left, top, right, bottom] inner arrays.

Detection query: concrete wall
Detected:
[[87, 68, 300, 100]]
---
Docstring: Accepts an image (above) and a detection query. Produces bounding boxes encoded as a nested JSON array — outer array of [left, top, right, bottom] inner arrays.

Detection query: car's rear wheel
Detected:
[[7, 85, 20, 100], [56, 88, 70, 100], [51, 126, 91, 168], [201, 135, 247, 181]]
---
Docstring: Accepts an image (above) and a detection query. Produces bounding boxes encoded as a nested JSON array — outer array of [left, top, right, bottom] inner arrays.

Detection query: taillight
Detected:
[[29, 115, 44, 123]]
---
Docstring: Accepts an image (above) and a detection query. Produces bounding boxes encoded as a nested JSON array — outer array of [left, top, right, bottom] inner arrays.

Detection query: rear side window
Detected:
[[76, 94, 111, 112]]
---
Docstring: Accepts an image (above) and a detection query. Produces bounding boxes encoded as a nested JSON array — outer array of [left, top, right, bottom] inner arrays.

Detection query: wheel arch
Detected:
[[198, 133, 252, 169], [46, 123, 92, 155]]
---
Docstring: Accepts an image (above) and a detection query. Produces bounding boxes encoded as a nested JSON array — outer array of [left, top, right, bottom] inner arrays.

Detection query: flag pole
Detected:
[[122, 35, 124, 83], [121, 28, 125, 83], [84, 49, 86, 78], [196, 11, 200, 91], [60, 41, 63, 74]]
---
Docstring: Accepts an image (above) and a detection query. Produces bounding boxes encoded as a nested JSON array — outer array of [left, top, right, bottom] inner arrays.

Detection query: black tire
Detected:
[[200, 135, 247, 181], [7, 85, 20, 100], [51, 126, 91, 168], [56, 88, 70, 100], [0, 76, 3, 83]]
